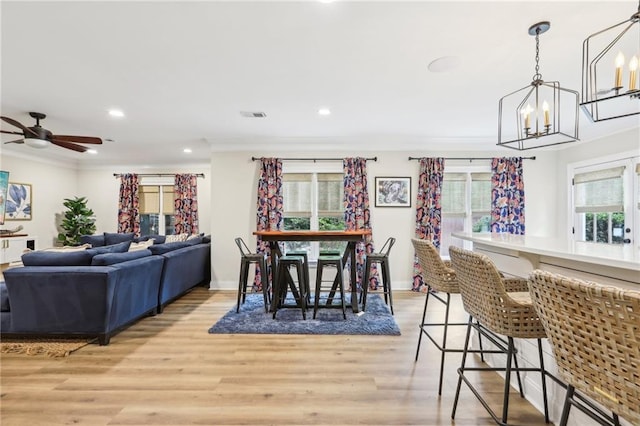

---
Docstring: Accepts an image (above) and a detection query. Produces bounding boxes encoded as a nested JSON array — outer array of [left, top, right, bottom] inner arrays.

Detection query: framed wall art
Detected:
[[5, 182, 32, 220], [375, 177, 411, 207]]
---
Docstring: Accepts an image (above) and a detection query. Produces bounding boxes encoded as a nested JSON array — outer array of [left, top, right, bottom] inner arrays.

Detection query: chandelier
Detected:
[[581, 2, 640, 122], [497, 22, 579, 151]]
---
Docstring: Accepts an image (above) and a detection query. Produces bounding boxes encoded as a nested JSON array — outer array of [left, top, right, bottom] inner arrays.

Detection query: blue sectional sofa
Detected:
[[0, 233, 211, 345]]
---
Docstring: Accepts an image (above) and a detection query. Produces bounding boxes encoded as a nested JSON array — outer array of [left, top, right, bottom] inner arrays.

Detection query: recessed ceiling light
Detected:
[[427, 56, 461, 73], [87, 149, 98, 155], [318, 108, 331, 116], [108, 109, 125, 118], [183, 148, 192, 154]]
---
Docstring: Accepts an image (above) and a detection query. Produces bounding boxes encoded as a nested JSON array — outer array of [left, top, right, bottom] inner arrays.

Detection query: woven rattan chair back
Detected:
[[411, 238, 458, 293], [448, 246, 544, 339], [529, 270, 640, 425]]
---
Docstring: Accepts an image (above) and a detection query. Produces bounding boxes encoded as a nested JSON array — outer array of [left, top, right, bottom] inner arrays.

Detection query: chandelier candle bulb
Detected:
[[615, 52, 625, 89], [629, 56, 638, 91], [542, 101, 550, 126]]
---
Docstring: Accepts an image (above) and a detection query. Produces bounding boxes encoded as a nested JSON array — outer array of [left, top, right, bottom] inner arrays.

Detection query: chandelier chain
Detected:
[[533, 27, 542, 82]]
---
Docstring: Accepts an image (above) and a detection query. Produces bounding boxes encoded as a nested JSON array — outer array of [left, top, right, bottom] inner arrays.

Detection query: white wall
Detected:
[[0, 152, 211, 248], [0, 153, 79, 248], [209, 148, 560, 290], [77, 165, 212, 235]]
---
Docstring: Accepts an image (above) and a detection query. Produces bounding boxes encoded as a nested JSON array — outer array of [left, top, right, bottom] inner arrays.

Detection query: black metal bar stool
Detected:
[[286, 250, 311, 306], [313, 255, 347, 319], [272, 255, 308, 320], [361, 237, 395, 314], [234, 237, 270, 313]]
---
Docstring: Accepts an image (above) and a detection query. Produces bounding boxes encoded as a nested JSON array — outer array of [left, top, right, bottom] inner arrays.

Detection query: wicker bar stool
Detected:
[[361, 237, 396, 314], [412, 238, 499, 395], [313, 255, 347, 319], [528, 270, 640, 426], [272, 255, 308, 320], [449, 246, 550, 426], [234, 237, 270, 313]]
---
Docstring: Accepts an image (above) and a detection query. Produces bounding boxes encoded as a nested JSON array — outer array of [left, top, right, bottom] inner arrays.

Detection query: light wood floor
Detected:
[[0, 288, 552, 426]]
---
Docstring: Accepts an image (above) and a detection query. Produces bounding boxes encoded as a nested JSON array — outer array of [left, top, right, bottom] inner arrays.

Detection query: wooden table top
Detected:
[[253, 230, 371, 241]]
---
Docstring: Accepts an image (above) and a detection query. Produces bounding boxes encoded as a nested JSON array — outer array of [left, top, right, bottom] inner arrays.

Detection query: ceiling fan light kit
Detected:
[[497, 21, 580, 151], [0, 111, 102, 153], [580, 1, 640, 122]]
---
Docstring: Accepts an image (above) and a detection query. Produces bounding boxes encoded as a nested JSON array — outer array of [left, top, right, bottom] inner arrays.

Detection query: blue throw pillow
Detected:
[[104, 232, 135, 246], [86, 240, 131, 256], [80, 234, 105, 247], [148, 241, 191, 255], [22, 250, 94, 266], [91, 249, 151, 266], [202, 234, 211, 244], [184, 236, 203, 246]]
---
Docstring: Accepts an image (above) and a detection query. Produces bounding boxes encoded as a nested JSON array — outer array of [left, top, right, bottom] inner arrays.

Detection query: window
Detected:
[[571, 156, 638, 245], [440, 170, 492, 255], [139, 177, 176, 235], [282, 165, 345, 259]]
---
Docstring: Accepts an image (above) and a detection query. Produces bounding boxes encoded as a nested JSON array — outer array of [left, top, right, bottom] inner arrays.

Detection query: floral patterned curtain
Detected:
[[412, 158, 445, 291], [343, 157, 378, 291], [174, 174, 199, 235], [117, 173, 141, 236], [491, 157, 525, 234], [254, 158, 283, 291]]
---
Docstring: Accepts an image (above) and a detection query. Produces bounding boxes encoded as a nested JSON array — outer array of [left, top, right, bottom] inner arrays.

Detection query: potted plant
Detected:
[[57, 196, 97, 246]]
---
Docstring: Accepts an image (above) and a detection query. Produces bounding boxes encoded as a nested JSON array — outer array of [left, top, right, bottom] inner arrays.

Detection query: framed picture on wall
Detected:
[[5, 182, 32, 220], [375, 177, 411, 207]]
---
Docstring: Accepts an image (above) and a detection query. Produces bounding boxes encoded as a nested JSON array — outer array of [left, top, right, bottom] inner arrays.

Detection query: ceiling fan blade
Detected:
[[1, 129, 24, 135], [3, 139, 24, 144], [51, 135, 102, 145], [0, 116, 37, 137], [50, 140, 88, 153]]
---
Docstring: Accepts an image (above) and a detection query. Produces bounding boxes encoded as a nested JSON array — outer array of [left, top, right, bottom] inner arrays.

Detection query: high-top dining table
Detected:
[[253, 230, 372, 313]]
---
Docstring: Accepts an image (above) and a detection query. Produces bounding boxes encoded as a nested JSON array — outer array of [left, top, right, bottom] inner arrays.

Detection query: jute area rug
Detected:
[[1, 338, 94, 357]]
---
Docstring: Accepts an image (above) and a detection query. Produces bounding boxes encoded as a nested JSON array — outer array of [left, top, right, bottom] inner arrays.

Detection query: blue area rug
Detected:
[[208, 293, 401, 335]]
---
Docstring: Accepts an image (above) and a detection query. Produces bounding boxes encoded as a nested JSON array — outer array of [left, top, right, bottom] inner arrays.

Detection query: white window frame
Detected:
[[440, 163, 492, 254], [282, 161, 344, 260], [567, 151, 639, 246], [139, 176, 175, 236]]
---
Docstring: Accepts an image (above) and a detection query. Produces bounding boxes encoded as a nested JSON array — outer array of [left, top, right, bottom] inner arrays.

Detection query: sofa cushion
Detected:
[[202, 234, 211, 244], [80, 234, 105, 247], [86, 241, 132, 256], [104, 232, 135, 245], [0, 282, 9, 312], [22, 250, 94, 266], [91, 249, 152, 266], [148, 241, 191, 255], [184, 236, 203, 246]]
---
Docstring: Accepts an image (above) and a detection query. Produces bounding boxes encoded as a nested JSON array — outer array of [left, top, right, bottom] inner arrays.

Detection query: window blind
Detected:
[[574, 166, 624, 213], [442, 173, 466, 217]]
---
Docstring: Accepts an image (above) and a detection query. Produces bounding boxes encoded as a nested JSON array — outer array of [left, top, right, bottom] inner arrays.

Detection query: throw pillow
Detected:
[[165, 233, 188, 243], [86, 241, 132, 256], [184, 236, 203, 246], [91, 250, 151, 266], [41, 243, 91, 252], [186, 233, 205, 240], [80, 234, 105, 247], [129, 239, 154, 252], [104, 232, 135, 246], [22, 250, 94, 266]]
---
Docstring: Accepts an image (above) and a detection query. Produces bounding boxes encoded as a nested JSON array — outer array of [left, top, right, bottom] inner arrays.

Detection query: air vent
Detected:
[[240, 111, 267, 118]]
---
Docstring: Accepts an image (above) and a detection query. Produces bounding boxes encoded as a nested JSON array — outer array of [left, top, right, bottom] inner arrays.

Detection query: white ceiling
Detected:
[[1, 0, 639, 166]]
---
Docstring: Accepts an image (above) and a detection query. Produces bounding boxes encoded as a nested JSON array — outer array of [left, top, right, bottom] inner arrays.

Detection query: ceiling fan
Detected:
[[1, 112, 102, 153]]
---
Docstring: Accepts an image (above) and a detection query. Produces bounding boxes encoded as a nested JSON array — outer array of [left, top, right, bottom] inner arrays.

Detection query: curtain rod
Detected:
[[251, 156, 377, 162], [407, 156, 536, 161], [113, 173, 205, 178]]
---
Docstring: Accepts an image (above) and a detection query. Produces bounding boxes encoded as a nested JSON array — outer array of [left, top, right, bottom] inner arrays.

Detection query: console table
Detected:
[[0, 234, 37, 265]]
